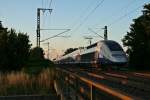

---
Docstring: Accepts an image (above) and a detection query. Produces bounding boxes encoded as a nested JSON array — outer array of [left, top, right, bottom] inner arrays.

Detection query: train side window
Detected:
[[87, 43, 97, 49]]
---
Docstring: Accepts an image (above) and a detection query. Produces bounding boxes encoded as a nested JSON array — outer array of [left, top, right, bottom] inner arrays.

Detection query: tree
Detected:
[[0, 21, 9, 70], [64, 48, 78, 55], [122, 4, 150, 69], [29, 47, 44, 61], [0, 22, 31, 72], [25, 47, 54, 75]]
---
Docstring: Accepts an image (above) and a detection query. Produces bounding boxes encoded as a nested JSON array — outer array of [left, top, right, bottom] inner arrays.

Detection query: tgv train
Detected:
[[55, 40, 128, 68]]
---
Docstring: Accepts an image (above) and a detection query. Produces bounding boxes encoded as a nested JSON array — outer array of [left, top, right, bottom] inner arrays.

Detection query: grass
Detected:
[[0, 68, 55, 96]]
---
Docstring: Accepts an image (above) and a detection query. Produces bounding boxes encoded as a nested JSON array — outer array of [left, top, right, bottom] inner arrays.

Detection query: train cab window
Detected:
[[105, 41, 123, 51]]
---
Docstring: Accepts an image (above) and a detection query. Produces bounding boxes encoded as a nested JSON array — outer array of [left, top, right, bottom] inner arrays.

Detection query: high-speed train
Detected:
[[55, 40, 128, 68]]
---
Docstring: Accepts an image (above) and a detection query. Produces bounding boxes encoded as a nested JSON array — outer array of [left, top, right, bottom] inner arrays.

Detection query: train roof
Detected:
[[85, 40, 123, 51], [57, 40, 123, 61], [101, 40, 123, 51], [86, 40, 117, 48]]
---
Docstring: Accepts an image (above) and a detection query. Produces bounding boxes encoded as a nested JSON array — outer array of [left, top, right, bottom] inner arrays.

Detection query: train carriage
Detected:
[[55, 40, 128, 68]]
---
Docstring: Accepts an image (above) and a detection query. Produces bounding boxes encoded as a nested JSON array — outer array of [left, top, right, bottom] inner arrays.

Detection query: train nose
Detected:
[[112, 54, 127, 63]]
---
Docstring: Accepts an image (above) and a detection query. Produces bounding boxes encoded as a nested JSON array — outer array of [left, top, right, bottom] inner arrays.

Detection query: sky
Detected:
[[0, 0, 150, 58]]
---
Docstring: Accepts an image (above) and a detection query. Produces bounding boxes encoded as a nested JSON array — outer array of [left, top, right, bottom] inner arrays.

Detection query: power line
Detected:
[[104, 1, 150, 27], [72, 0, 105, 33], [66, 0, 105, 48], [41, 29, 71, 30], [41, 0, 53, 31], [88, 28, 104, 39], [122, 0, 139, 12], [62, 0, 99, 46], [41, 0, 46, 29], [40, 29, 71, 42], [93, 0, 138, 27], [49, 0, 53, 8], [69, 0, 96, 29], [107, 5, 143, 27]]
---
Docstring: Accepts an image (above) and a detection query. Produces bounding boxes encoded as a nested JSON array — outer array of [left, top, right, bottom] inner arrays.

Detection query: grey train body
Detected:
[[56, 40, 128, 68]]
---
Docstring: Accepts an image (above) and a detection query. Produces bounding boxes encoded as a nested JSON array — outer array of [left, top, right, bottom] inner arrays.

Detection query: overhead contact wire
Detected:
[[93, 0, 138, 28], [72, 0, 105, 34], [107, 0, 150, 27]]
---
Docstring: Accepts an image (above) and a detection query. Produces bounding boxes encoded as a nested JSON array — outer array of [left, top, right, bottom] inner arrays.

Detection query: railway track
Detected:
[[61, 67, 150, 100]]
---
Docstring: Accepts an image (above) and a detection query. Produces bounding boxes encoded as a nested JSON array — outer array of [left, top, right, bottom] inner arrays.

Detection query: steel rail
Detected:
[[56, 68, 134, 100]]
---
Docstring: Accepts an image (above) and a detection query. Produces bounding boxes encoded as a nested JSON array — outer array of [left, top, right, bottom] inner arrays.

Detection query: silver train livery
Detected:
[[55, 40, 128, 67]]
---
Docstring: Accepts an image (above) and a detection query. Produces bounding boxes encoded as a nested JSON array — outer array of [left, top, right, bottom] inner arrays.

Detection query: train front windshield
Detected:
[[105, 41, 123, 51]]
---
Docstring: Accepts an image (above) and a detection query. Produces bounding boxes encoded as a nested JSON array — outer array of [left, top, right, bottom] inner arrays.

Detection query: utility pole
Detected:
[[88, 28, 104, 39], [43, 42, 50, 59], [36, 8, 52, 47], [88, 26, 107, 41], [84, 37, 93, 45], [103, 26, 108, 40]]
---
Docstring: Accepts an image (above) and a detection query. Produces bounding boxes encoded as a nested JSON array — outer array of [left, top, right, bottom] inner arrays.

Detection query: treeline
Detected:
[[26, 47, 54, 75], [0, 22, 31, 72], [0, 22, 53, 73], [63, 48, 78, 56], [122, 4, 150, 70]]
